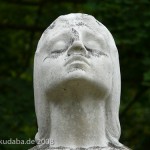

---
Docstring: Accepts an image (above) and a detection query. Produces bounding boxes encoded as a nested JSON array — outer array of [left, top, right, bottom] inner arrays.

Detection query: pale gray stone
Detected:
[[29, 145, 130, 150], [30, 13, 130, 150]]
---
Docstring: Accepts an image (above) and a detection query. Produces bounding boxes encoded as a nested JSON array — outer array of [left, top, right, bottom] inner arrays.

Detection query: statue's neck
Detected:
[[48, 88, 108, 148]]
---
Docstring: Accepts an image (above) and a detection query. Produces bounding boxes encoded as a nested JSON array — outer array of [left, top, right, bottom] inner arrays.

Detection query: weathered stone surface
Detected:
[[29, 145, 130, 150], [31, 13, 130, 149]]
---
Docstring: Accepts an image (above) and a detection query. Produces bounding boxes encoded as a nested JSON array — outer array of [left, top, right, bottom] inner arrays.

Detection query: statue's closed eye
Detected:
[[49, 47, 108, 59], [50, 49, 66, 58], [86, 47, 108, 57], [49, 41, 68, 58], [84, 40, 108, 57], [44, 39, 108, 60]]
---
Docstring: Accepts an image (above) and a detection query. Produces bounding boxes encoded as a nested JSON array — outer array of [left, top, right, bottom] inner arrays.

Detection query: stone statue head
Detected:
[[33, 13, 127, 149]]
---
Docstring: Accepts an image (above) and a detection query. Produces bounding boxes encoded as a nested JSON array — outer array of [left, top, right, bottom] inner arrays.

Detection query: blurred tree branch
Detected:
[[120, 85, 149, 118], [0, 23, 44, 32]]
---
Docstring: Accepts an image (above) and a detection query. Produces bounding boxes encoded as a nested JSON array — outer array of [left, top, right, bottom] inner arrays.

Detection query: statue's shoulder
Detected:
[[28, 145, 49, 150], [28, 145, 131, 150]]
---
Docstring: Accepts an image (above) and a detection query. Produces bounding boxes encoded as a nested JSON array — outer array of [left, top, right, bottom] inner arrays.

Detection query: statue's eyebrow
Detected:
[[88, 28, 105, 38], [41, 30, 72, 52], [83, 30, 106, 44], [45, 30, 71, 43], [45, 28, 80, 46]]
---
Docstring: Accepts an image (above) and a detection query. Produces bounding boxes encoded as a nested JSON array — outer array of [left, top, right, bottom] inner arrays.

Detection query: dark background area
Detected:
[[0, 0, 150, 149]]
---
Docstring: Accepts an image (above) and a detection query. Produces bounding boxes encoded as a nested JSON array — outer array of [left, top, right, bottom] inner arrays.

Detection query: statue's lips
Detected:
[[64, 55, 90, 67]]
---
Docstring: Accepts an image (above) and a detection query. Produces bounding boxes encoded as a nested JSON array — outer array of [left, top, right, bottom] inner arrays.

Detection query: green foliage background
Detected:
[[0, 0, 150, 149]]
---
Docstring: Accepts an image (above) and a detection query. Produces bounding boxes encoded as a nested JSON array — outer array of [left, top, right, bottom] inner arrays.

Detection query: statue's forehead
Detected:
[[44, 21, 95, 36], [44, 26, 106, 44], [55, 14, 96, 27], [44, 14, 103, 35], [44, 24, 107, 43]]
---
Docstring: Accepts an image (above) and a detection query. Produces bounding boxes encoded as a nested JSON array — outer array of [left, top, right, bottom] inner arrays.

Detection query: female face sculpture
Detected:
[[36, 17, 112, 96], [33, 14, 125, 149]]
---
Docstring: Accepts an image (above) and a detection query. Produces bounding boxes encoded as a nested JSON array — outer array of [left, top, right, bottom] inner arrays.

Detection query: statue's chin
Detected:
[[65, 68, 90, 81], [44, 71, 110, 101]]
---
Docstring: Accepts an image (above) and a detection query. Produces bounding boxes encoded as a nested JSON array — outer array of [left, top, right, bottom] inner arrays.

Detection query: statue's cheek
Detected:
[[91, 56, 113, 92]]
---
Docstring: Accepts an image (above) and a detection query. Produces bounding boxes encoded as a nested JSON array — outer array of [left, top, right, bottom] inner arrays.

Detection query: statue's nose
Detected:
[[67, 41, 87, 56]]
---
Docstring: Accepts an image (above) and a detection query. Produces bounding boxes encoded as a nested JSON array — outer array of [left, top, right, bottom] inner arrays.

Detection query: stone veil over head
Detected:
[[33, 13, 130, 150]]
